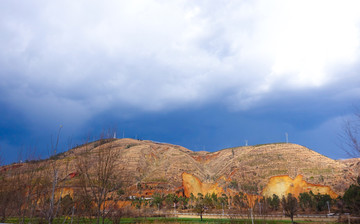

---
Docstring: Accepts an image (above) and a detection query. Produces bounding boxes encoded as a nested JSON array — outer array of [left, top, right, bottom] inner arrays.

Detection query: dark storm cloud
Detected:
[[1, 0, 360, 163]]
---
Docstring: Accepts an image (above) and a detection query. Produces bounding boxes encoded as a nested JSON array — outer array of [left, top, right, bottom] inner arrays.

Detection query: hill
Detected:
[[1, 138, 358, 199]]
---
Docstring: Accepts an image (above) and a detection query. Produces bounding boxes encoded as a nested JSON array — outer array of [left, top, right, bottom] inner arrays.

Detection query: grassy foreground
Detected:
[[5, 217, 331, 224], [120, 217, 296, 223]]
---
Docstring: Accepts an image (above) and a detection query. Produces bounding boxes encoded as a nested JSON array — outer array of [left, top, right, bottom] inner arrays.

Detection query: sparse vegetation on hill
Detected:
[[0, 138, 360, 223]]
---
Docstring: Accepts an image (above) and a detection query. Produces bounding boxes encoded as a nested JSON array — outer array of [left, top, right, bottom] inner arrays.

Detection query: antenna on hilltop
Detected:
[[113, 132, 116, 139], [285, 132, 288, 143], [245, 140, 248, 146]]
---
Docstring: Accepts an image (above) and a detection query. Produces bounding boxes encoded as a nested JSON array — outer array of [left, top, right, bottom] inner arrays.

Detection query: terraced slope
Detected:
[[2, 139, 358, 198], [339, 158, 360, 177], [203, 143, 354, 194]]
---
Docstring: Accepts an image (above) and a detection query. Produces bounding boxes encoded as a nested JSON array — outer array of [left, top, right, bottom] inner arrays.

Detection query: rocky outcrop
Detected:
[[262, 175, 338, 199], [182, 172, 223, 197], [182, 172, 338, 201]]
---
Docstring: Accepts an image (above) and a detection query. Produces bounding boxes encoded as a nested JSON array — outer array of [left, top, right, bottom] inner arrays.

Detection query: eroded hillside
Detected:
[[2, 139, 358, 199], [261, 175, 338, 198]]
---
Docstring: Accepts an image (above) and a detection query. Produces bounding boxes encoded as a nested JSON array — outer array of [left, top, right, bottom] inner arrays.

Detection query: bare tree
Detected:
[[0, 147, 46, 223], [0, 148, 25, 222], [0, 147, 2, 166], [341, 107, 360, 157], [44, 126, 64, 224], [76, 134, 121, 224], [0, 148, 6, 222], [24, 126, 72, 224], [0, 167, 14, 222]]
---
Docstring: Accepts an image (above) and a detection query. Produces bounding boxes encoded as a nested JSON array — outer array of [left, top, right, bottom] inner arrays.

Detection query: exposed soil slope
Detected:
[[261, 175, 338, 198], [2, 139, 358, 198]]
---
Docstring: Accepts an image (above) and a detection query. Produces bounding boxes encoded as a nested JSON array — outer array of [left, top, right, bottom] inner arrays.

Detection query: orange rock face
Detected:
[[261, 175, 338, 199], [182, 172, 224, 197], [182, 173, 262, 208]]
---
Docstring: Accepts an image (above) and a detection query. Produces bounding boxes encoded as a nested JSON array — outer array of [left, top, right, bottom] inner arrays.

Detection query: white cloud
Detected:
[[267, 0, 360, 88], [0, 0, 360, 121]]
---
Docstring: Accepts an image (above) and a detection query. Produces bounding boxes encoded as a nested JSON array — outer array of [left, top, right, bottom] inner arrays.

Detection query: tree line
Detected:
[[0, 133, 124, 224]]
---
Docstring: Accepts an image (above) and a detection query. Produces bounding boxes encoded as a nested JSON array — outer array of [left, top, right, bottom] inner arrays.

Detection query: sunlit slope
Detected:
[[2, 139, 357, 198], [201, 143, 355, 194], [261, 174, 338, 198]]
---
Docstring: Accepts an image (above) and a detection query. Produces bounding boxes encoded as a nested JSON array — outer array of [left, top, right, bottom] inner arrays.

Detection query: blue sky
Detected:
[[1, 0, 360, 164]]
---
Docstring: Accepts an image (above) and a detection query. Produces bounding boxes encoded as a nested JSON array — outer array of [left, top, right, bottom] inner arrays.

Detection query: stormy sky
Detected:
[[1, 0, 360, 164]]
